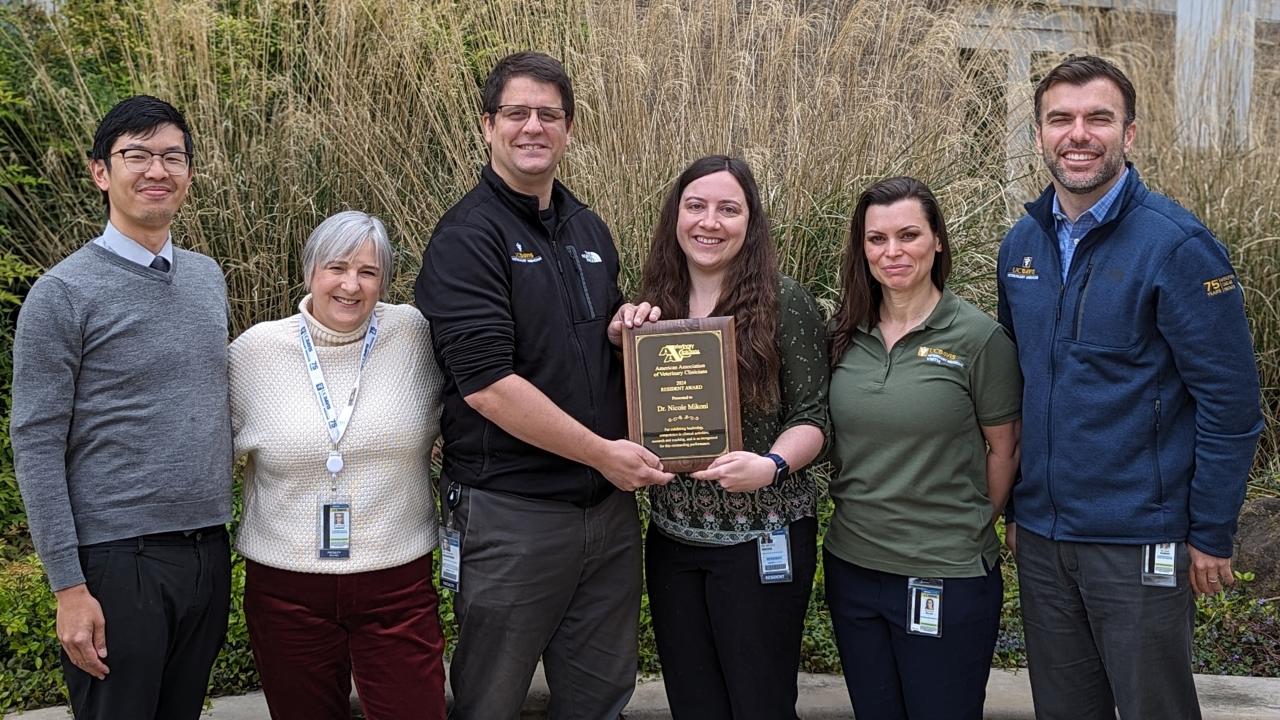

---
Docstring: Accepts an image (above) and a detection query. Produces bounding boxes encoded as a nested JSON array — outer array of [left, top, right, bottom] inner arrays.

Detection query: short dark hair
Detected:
[[481, 52, 575, 123], [1034, 54, 1136, 126], [830, 176, 952, 365], [90, 95, 194, 165], [89, 95, 194, 210]]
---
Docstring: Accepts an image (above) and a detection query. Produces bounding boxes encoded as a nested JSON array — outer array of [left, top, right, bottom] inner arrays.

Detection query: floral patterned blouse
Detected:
[[648, 275, 829, 545]]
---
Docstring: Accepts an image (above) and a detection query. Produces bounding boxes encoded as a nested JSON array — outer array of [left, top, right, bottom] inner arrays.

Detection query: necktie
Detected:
[[149, 256, 171, 273]]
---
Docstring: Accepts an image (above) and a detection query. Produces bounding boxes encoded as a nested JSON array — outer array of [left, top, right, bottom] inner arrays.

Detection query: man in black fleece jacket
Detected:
[[416, 52, 672, 719]]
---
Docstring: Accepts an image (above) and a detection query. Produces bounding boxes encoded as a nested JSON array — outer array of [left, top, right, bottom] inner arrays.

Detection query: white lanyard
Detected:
[[300, 310, 380, 451]]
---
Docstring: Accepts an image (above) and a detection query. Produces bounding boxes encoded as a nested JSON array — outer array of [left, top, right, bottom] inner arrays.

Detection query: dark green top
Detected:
[[649, 275, 829, 546], [826, 289, 1021, 577]]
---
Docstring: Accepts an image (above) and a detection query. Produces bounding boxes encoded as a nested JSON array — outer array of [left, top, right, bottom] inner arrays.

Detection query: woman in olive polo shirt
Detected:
[[635, 155, 828, 719], [826, 176, 1021, 720]]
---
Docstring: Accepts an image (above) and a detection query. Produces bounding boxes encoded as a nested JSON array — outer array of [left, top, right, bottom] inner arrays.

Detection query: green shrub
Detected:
[[0, 555, 64, 710], [1194, 573, 1280, 676]]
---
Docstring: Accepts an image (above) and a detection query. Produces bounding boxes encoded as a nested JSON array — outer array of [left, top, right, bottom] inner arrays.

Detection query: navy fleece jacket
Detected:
[[997, 167, 1263, 558]]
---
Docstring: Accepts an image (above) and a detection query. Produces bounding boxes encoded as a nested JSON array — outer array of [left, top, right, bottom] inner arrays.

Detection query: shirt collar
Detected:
[[99, 221, 174, 266], [923, 288, 960, 330], [1051, 167, 1129, 226], [856, 287, 959, 334]]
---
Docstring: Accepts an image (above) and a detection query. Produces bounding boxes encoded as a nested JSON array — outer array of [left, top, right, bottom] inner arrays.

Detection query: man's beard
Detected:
[[1045, 144, 1125, 196]]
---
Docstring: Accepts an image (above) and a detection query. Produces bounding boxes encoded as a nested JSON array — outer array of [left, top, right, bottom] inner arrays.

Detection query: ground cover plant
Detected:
[[1, 0, 1277, 711]]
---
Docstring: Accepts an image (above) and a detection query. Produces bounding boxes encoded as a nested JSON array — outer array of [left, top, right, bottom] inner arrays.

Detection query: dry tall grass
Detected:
[[1, 0, 1276, 485]]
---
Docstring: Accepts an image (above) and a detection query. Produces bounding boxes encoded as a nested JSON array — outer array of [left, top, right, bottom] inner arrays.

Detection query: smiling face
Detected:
[[1035, 77, 1135, 203], [863, 198, 941, 294], [675, 171, 749, 280], [90, 123, 192, 243], [308, 239, 382, 333], [482, 75, 572, 199]]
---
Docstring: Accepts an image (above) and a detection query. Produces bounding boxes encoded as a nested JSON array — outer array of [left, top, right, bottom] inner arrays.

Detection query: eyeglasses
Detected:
[[112, 149, 192, 175], [494, 105, 568, 124]]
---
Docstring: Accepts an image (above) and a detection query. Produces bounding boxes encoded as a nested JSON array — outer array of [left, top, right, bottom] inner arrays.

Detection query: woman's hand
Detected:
[[691, 451, 777, 493], [607, 302, 661, 346]]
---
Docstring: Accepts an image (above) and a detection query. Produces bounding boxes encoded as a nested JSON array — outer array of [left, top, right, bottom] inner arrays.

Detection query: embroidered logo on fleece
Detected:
[[918, 346, 965, 369], [510, 242, 542, 264], [1202, 273, 1237, 297], [1006, 255, 1040, 280], [580, 250, 602, 263]]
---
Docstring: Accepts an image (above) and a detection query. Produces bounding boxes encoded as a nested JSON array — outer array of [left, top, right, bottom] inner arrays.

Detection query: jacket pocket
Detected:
[[1152, 397, 1163, 503], [564, 245, 600, 320], [1072, 263, 1093, 340]]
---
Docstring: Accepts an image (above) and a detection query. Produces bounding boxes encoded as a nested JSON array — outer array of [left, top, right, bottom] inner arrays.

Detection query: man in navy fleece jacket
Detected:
[[998, 55, 1263, 720]]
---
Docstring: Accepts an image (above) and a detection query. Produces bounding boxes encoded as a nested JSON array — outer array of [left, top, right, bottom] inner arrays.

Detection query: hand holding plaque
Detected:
[[621, 317, 743, 473]]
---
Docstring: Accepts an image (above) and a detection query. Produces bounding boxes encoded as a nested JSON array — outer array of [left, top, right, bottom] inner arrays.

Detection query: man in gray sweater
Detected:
[[11, 95, 232, 719]]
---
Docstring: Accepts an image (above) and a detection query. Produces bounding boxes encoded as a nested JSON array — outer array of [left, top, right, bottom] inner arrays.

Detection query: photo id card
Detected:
[[440, 527, 461, 591], [907, 577, 943, 638], [757, 528, 792, 584], [1141, 542, 1177, 587], [317, 494, 352, 559]]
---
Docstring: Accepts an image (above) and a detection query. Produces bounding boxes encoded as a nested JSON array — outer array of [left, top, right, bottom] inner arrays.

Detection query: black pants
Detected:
[[63, 527, 231, 720], [824, 550, 1001, 720], [645, 517, 817, 720]]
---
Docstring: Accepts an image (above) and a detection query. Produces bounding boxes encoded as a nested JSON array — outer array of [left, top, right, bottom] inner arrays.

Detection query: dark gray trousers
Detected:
[[1015, 528, 1200, 720], [447, 486, 641, 720]]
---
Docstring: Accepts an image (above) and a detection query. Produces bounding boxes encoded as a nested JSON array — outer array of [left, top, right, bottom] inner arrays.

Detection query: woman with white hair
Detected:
[[229, 210, 446, 719]]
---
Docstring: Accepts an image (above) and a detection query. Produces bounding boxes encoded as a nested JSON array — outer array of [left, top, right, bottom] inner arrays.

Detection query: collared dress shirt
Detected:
[[1052, 167, 1128, 280], [92, 221, 174, 269]]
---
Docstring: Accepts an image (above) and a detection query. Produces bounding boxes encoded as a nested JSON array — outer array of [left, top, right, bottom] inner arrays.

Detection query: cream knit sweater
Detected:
[[229, 298, 443, 573]]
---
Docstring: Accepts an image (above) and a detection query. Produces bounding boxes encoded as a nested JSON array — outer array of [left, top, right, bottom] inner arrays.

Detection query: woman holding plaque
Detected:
[[228, 210, 446, 720], [636, 155, 828, 719], [825, 177, 1021, 719]]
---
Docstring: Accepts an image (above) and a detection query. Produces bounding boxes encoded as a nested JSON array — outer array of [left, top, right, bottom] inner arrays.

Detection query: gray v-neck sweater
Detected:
[[12, 242, 233, 590]]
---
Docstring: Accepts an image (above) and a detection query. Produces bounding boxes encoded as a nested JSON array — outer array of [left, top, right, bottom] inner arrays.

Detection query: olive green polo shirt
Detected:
[[826, 289, 1021, 577]]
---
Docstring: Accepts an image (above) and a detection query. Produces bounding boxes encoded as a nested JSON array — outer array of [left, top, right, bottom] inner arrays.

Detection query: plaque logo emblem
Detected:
[[659, 344, 702, 363]]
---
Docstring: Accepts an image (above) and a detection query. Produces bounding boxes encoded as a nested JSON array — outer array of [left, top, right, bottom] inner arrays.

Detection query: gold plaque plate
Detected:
[[622, 317, 742, 473]]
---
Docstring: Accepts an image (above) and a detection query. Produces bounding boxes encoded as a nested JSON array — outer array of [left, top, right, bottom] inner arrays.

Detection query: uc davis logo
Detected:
[[1007, 255, 1039, 280], [511, 242, 542, 264]]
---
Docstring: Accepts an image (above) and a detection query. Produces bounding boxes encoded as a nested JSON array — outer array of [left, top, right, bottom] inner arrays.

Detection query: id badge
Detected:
[[440, 527, 461, 591], [757, 528, 792, 584], [317, 494, 352, 559], [1141, 542, 1177, 587], [907, 577, 943, 637]]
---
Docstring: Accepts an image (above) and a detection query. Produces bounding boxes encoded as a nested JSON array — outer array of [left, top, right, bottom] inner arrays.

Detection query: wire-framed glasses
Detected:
[[494, 105, 568, 124]]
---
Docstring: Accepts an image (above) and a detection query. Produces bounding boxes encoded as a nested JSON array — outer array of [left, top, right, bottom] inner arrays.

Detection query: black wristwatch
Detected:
[[763, 452, 790, 487]]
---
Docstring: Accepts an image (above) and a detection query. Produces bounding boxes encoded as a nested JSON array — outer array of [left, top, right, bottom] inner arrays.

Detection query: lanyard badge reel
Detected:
[[301, 312, 379, 560]]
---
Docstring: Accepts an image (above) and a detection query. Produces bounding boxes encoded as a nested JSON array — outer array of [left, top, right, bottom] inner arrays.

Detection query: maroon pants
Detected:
[[244, 555, 446, 720]]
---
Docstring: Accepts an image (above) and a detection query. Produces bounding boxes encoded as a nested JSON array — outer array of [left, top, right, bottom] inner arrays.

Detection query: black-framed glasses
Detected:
[[494, 105, 568, 124], [112, 149, 192, 175]]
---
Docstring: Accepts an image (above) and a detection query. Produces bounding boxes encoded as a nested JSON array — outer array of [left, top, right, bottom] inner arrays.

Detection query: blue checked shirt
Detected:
[[1052, 168, 1128, 280]]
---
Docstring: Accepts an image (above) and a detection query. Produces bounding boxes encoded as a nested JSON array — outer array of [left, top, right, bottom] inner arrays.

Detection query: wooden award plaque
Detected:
[[622, 316, 742, 473]]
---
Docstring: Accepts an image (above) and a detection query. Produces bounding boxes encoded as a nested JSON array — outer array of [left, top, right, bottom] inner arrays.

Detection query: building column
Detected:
[[1176, 0, 1256, 148]]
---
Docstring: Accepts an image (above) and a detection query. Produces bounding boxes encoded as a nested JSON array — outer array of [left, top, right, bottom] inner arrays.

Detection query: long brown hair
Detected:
[[638, 155, 780, 413], [830, 176, 952, 365]]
